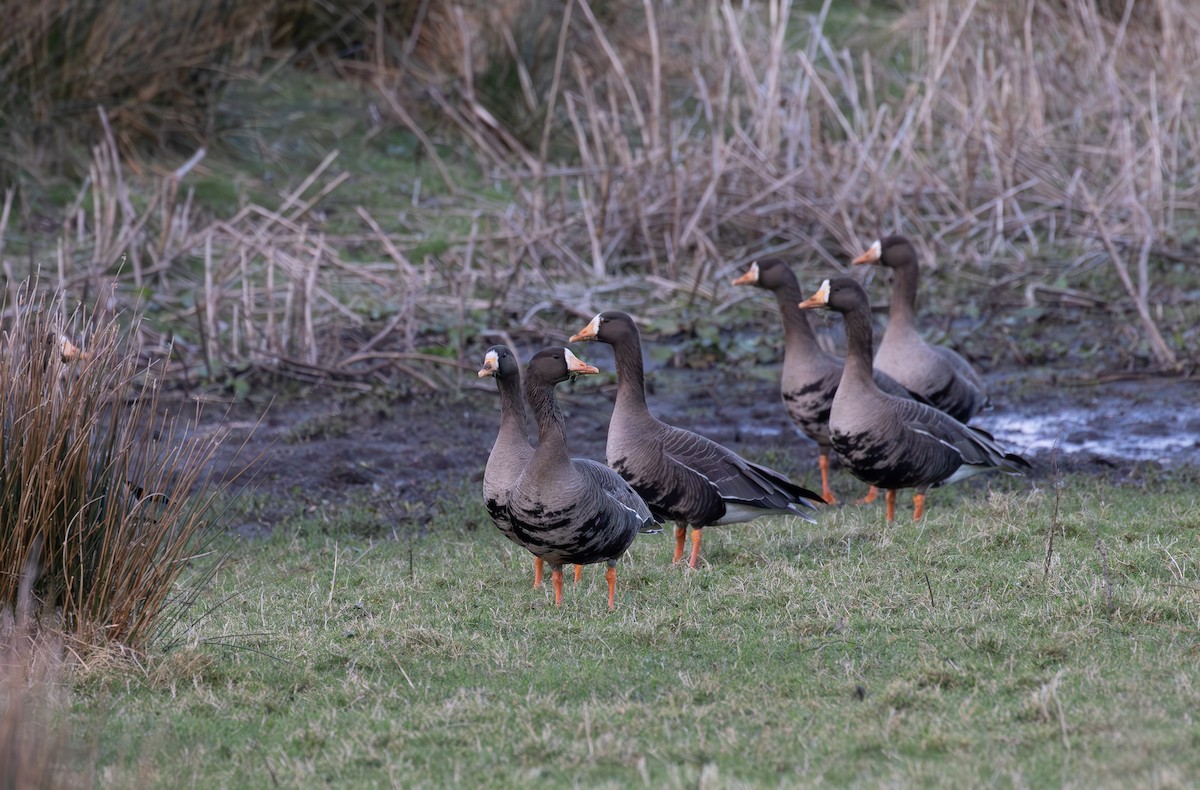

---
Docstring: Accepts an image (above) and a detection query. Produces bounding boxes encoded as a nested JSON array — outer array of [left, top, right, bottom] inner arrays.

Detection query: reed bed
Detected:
[[2, 0, 1196, 388], [384, 0, 1196, 366]]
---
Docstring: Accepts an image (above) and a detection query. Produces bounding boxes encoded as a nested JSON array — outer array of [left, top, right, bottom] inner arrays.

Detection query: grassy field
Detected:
[[68, 472, 1200, 787], [4, 4, 1199, 785]]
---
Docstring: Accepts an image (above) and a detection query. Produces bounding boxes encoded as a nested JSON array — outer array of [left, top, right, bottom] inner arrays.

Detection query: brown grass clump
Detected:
[[0, 0, 288, 177], [0, 285, 230, 652]]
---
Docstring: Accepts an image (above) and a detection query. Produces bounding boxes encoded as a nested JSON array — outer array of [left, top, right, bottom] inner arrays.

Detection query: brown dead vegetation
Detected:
[[1, 0, 1196, 388]]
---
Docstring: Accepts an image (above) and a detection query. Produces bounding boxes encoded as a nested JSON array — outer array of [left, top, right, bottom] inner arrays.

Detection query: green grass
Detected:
[[70, 473, 1200, 787]]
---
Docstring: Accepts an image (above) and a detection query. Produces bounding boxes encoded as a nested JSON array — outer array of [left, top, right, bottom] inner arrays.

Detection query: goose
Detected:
[[569, 311, 822, 569], [506, 347, 656, 609], [733, 258, 925, 505], [852, 236, 990, 422], [478, 345, 561, 590], [797, 278, 1030, 521]]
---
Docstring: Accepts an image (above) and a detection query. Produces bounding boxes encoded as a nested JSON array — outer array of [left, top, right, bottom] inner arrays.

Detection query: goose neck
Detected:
[[524, 379, 571, 465], [773, 282, 822, 357], [495, 374, 530, 446], [610, 336, 650, 413], [887, 260, 920, 328], [840, 305, 879, 387]]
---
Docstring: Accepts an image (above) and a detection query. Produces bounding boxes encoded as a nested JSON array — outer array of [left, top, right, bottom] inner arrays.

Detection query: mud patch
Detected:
[[982, 375, 1200, 467], [197, 357, 1197, 533]]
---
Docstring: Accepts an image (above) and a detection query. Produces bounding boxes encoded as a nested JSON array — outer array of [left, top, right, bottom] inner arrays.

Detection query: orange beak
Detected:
[[59, 336, 92, 362], [564, 349, 599, 375], [731, 262, 759, 286], [569, 315, 601, 344], [797, 279, 831, 310], [851, 239, 882, 266], [477, 350, 499, 378]]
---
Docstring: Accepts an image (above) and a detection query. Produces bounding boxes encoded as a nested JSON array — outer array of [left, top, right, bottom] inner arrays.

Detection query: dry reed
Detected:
[[376, 0, 1197, 367], [0, 284, 231, 652], [3, 0, 1197, 388]]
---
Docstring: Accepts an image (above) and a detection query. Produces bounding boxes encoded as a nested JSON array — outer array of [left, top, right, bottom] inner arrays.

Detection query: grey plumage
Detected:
[[798, 278, 1030, 521], [853, 235, 990, 423], [570, 310, 822, 568], [478, 345, 535, 546], [505, 347, 656, 608], [734, 258, 925, 502]]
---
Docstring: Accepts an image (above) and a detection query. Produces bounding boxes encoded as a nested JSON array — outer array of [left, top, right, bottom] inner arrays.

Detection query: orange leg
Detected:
[[857, 486, 880, 505], [574, 564, 583, 584], [605, 565, 617, 610], [913, 492, 926, 521], [673, 526, 687, 564], [688, 528, 703, 569], [885, 489, 896, 522], [551, 567, 564, 606], [819, 453, 837, 505], [533, 557, 544, 589]]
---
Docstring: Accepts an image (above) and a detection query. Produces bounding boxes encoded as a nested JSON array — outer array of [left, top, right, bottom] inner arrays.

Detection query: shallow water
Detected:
[[685, 369, 1200, 470], [712, 407, 1200, 469], [660, 323, 1200, 470], [981, 408, 1200, 464], [977, 376, 1200, 468]]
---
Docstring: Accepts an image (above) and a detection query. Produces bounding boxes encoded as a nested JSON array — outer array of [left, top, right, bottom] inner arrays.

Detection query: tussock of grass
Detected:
[[0, 0, 283, 176], [0, 285, 230, 651], [69, 474, 1200, 786]]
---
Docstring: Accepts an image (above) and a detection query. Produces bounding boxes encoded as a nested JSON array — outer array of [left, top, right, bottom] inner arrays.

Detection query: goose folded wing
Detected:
[[614, 433, 727, 526], [576, 459, 662, 532], [934, 345, 989, 393], [659, 426, 819, 512], [875, 370, 935, 406], [895, 398, 1029, 472]]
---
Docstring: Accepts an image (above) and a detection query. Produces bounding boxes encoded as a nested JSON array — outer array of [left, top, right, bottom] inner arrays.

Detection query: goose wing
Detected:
[[891, 397, 1029, 474], [575, 458, 661, 533], [874, 369, 934, 406], [931, 345, 992, 414], [659, 424, 822, 517]]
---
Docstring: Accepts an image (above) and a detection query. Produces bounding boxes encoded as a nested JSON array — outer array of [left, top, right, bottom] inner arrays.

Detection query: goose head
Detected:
[[526, 347, 599, 385], [569, 311, 639, 347]]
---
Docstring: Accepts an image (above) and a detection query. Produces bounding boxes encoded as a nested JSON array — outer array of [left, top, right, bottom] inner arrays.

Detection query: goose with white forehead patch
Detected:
[[570, 311, 823, 570], [505, 347, 657, 609], [852, 235, 990, 422], [798, 278, 1030, 522], [478, 345, 582, 590], [733, 258, 926, 505]]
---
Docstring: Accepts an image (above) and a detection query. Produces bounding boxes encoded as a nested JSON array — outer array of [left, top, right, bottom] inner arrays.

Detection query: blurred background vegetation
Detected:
[[0, 0, 1196, 392]]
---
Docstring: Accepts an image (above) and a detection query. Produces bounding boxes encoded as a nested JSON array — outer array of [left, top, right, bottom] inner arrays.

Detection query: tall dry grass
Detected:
[[0, 0, 286, 177], [882, 0, 1198, 366], [1, 104, 479, 390], [375, 0, 1197, 368], [3, 0, 1196, 386], [0, 284, 233, 652]]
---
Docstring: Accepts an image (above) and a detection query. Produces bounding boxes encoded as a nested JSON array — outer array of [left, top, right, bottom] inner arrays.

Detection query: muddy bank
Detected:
[[201, 352, 1198, 533]]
